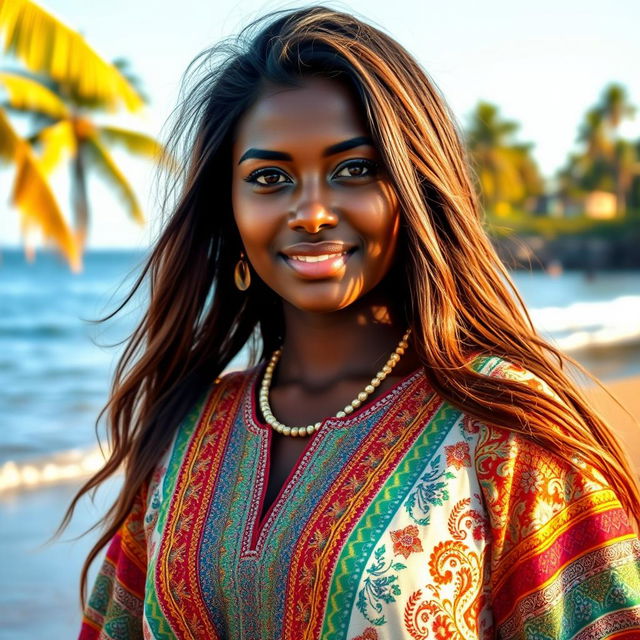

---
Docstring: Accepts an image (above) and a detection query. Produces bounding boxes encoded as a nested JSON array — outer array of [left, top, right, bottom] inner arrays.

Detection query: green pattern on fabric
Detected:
[[520, 557, 640, 640], [320, 401, 459, 639], [321, 354, 502, 639], [143, 391, 210, 640]]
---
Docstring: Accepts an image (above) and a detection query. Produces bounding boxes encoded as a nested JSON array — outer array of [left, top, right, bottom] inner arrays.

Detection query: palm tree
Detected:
[[563, 85, 639, 216], [0, 0, 161, 268], [612, 139, 640, 216], [465, 101, 544, 214], [0, 0, 144, 111], [599, 84, 636, 133], [0, 107, 79, 267], [1, 70, 166, 250], [598, 84, 637, 215], [577, 108, 611, 159]]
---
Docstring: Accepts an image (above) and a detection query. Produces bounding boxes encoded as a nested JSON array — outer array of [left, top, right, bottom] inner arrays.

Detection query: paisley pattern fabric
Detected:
[[79, 357, 640, 639]]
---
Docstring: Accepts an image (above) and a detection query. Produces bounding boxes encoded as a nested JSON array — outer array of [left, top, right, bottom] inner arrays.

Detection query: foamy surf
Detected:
[[530, 295, 640, 352], [0, 446, 112, 493]]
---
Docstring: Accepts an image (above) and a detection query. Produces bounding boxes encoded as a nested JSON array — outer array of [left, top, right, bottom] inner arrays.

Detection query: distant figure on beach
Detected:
[[546, 258, 563, 277], [67, 7, 640, 639]]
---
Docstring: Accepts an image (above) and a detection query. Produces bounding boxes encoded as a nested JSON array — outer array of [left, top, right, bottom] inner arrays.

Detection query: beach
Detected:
[[587, 376, 640, 471], [0, 476, 121, 640], [0, 375, 638, 639]]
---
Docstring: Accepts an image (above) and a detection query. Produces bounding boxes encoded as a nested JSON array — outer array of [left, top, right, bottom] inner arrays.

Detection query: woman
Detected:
[[70, 6, 640, 639]]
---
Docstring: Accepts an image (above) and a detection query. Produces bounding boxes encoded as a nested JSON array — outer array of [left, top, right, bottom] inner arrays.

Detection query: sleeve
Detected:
[[474, 363, 640, 639], [79, 484, 149, 640]]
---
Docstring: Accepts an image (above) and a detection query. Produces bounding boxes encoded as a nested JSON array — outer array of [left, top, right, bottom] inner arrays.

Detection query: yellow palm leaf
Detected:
[[0, 71, 69, 118], [99, 125, 176, 170], [98, 126, 162, 157], [0, 106, 17, 161], [36, 119, 76, 174], [84, 135, 145, 224], [0, 107, 80, 269], [0, 0, 144, 112]]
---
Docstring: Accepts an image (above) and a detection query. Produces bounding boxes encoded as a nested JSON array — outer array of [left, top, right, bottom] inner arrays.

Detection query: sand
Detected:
[[0, 477, 121, 639], [584, 376, 640, 472]]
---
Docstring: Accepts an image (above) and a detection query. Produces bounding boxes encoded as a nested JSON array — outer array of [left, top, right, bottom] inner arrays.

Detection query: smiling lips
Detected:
[[280, 241, 355, 279]]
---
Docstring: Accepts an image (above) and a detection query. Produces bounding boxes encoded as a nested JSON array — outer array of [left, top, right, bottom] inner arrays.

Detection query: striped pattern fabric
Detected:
[[79, 357, 640, 639]]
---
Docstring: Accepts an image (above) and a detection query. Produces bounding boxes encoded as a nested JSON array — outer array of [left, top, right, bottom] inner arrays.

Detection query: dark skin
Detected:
[[231, 77, 422, 522]]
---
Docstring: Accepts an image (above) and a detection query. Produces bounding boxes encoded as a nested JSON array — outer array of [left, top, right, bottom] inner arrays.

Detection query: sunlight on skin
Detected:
[[231, 77, 401, 315]]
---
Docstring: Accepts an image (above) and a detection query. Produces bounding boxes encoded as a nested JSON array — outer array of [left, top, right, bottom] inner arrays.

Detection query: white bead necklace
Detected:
[[259, 329, 411, 437]]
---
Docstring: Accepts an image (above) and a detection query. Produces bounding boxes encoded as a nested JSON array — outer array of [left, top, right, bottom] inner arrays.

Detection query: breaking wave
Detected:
[[530, 295, 640, 352]]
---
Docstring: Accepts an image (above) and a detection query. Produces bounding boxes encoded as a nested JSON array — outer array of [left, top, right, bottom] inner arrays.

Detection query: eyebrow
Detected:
[[324, 136, 374, 157], [237, 135, 374, 164]]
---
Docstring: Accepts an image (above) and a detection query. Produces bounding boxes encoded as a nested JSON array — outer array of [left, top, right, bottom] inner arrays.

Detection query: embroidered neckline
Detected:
[[242, 363, 425, 434]]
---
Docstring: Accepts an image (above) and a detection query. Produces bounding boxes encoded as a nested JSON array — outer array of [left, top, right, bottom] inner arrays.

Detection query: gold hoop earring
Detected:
[[234, 252, 251, 291]]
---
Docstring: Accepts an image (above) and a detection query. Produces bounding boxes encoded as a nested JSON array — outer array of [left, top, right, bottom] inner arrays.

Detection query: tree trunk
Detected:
[[71, 143, 89, 248]]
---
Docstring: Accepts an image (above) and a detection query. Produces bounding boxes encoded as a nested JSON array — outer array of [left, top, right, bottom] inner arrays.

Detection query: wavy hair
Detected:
[[63, 5, 640, 603]]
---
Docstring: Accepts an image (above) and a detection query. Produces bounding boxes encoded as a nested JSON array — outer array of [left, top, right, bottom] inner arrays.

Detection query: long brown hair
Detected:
[[63, 5, 640, 603]]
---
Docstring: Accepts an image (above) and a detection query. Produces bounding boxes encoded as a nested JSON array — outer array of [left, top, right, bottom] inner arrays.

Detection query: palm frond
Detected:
[[112, 57, 149, 103], [99, 125, 163, 159], [0, 107, 80, 269], [0, 104, 17, 161], [0, 70, 68, 118], [0, 0, 145, 112], [98, 125, 176, 173], [35, 119, 76, 173], [84, 135, 145, 224]]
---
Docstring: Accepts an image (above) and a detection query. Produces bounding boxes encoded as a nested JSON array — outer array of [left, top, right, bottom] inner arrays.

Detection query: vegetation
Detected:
[[465, 101, 544, 215], [0, 0, 165, 270], [466, 84, 640, 232], [557, 84, 639, 216], [485, 209, 636, 239]]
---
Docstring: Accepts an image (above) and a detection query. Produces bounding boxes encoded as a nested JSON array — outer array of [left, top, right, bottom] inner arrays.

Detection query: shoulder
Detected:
[[143, 364, 262, 534], [467, 354, 594, 485], [467, 356, 623, 551], [464, 358, 640, 635], [150, 364, 262, 480], [468, 353, 559, 394], [190, 362, 264, 417], [215, 363, 262, 393], [182, 363, 262, 434]]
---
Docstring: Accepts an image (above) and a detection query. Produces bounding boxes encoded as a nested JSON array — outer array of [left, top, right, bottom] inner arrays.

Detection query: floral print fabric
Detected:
[[79, 357, 640, 639]]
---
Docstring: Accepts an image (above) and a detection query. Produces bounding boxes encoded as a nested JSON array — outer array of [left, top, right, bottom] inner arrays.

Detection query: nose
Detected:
[[288, 188, 338, 234]]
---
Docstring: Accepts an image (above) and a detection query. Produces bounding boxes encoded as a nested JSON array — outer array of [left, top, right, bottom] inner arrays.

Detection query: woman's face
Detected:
[[231, 77, 401, 314]]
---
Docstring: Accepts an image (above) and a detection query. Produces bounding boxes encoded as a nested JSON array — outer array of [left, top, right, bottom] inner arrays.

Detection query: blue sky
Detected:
[[1, 0, 639, 248]]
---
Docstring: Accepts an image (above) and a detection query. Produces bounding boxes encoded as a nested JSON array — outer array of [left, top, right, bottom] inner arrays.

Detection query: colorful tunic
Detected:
[[79, 356, 640, 639]]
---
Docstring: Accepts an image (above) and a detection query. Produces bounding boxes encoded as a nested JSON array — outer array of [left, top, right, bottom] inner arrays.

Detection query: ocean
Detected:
[[0, 247, 639, 638]]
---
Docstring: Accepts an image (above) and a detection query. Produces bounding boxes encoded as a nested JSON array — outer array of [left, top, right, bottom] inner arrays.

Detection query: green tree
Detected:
[[560, 83, 638, 216], [465, 101, 544, 214], [600, 84, 636, 132], [599, 85, 638, 215]]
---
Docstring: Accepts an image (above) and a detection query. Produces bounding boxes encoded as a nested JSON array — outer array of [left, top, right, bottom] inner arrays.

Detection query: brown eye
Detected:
[[334, 159, 378, 179], [244, 168, 291, 186], [258, 172, 285, 185]]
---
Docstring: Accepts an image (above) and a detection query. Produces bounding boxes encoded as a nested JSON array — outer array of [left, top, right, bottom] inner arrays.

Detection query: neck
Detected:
[[274, 293, 420, 389]]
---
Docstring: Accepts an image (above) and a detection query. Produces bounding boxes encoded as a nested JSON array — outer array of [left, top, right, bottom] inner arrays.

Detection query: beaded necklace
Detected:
[[259, 329, 411, 437]]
